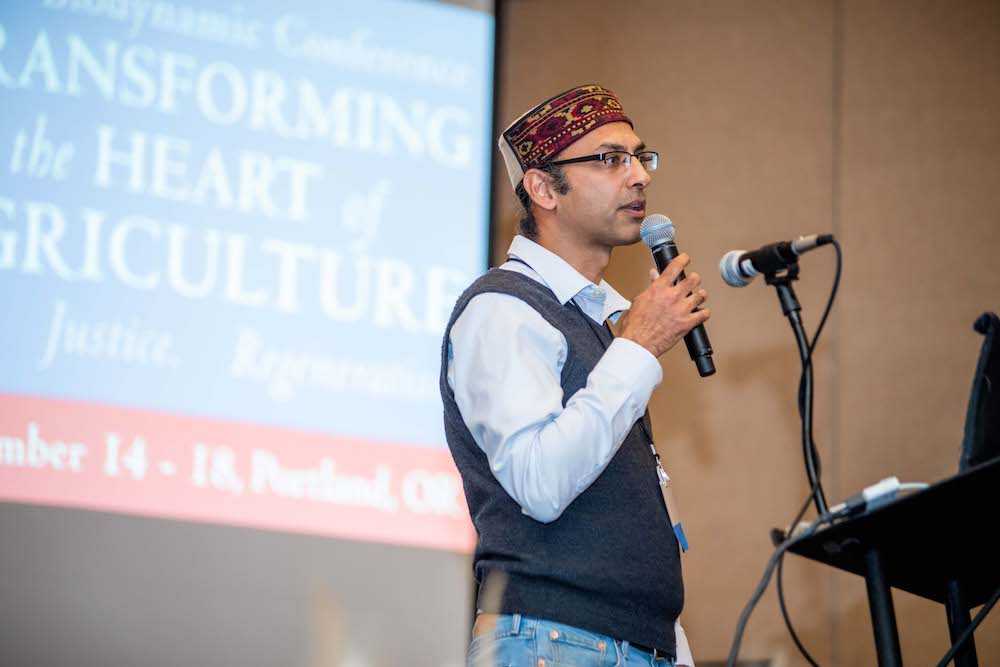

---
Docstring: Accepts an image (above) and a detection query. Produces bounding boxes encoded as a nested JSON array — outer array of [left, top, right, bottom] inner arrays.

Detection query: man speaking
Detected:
[[440, 85, 708, 666]]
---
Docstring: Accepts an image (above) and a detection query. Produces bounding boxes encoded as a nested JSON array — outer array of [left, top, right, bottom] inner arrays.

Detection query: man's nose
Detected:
[[627, 157, 652, 188]]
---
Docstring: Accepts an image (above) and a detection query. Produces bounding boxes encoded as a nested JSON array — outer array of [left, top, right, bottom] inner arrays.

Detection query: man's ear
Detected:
[[522, 169, 559, 212]]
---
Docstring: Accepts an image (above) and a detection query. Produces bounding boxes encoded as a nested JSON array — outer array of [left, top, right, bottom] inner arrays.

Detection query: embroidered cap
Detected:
[[498, 84, 633, 190]]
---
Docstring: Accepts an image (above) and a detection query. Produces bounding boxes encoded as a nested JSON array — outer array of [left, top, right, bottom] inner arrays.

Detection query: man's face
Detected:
[[549, 121, 653, 248]]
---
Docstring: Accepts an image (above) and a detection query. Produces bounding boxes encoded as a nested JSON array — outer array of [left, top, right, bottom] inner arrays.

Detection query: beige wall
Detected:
[[494, 1, 1000, 664]]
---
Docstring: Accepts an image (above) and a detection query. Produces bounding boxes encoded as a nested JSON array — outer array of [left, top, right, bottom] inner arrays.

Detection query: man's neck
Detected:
[[534, 230, 611, 285]]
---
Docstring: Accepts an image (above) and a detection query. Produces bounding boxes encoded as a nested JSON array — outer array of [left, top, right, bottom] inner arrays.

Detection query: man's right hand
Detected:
[[618, 253, 711, 359]]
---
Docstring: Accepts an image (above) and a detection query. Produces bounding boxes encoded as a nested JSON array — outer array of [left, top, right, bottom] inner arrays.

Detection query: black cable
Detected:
[[776, 494, 821, 667], [797, 240, 843, 490], [785, 492, 815, 541], [776, 556, 820, 667], [796, 240, 843, 500], [725, 517, 829, 667], [777, 240, 842, 667], [729, 241, 843, 667], [789, 308, 827, 513], [935, 583, 1000, 667], [802, 240, 842, 373]]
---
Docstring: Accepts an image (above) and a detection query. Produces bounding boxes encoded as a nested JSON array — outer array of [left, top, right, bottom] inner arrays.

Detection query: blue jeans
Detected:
[[467, 614, 675, 667]]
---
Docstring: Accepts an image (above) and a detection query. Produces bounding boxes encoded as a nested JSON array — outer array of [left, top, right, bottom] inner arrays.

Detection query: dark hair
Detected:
[[515, 163, 571, 240]]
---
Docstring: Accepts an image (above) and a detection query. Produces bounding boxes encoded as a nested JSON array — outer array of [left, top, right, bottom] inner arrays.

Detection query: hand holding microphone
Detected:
[[618, 214, 716, 376], [620, 253, 709, 355]]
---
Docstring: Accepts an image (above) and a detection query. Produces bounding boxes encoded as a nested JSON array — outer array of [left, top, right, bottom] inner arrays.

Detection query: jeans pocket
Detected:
[[467, 633, 534, 667]]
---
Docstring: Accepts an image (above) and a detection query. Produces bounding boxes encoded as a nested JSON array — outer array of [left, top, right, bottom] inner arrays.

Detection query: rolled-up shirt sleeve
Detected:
[[447, 292, 662, 523]]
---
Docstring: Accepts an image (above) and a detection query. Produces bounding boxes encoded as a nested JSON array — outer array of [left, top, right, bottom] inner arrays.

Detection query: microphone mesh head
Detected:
[[719, 250, 752, 287], [640, 214, 675, 248]]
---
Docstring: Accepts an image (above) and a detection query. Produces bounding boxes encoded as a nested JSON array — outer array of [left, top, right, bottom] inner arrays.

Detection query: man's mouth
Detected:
[[621, 200, 646, 216]]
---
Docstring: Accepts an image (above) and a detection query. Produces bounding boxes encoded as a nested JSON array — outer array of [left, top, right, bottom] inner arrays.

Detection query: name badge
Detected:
[[656, 463, 689, 553]]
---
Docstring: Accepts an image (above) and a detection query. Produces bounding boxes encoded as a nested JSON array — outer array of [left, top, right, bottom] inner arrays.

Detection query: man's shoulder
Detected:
[[445, 268, 565, 338], [467, 266, 539, 289], [457, 267, 556, 306]]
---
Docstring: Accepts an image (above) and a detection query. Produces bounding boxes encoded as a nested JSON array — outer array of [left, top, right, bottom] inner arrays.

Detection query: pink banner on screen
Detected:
[[0, 393, 476, 552]]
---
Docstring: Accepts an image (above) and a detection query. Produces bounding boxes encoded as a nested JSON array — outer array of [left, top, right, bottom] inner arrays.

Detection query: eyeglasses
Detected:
[[548, 150, 659, 173]]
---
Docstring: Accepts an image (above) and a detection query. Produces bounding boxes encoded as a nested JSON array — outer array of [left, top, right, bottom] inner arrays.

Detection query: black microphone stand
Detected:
[[765, 263, 829, 517]]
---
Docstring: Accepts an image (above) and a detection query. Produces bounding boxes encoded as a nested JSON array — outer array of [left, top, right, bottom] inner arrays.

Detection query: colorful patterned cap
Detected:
[[498, 84, 633, 189]]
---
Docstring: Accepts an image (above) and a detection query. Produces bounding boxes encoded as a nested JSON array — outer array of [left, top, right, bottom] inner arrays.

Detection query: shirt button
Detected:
[[597, 640, 606, 651], [537, 660, 546, 667], [549, 629, 559, 640]]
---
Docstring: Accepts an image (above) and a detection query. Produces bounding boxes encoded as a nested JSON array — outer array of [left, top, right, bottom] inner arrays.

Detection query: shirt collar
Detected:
[[506, 235, 631, 322]]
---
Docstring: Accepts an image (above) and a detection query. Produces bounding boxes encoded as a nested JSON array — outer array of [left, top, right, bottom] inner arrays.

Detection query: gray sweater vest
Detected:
[[440, 268, 683, 657]]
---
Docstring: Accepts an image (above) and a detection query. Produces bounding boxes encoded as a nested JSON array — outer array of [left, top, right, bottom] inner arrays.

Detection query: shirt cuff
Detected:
[[597, 337, 663, 398]]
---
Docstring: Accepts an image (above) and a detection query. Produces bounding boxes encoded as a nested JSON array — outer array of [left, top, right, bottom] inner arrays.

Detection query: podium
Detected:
[[787, 457, 1000, 666]]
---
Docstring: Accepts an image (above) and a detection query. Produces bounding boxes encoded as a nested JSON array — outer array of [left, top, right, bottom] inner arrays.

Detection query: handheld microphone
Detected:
[[719, 234, 834, 287], [640, 214, 716, 377]]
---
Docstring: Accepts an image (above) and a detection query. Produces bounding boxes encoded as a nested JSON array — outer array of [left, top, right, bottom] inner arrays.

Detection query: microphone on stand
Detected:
[[718, 234, 834, 287], [640, 214, 716, 378]]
